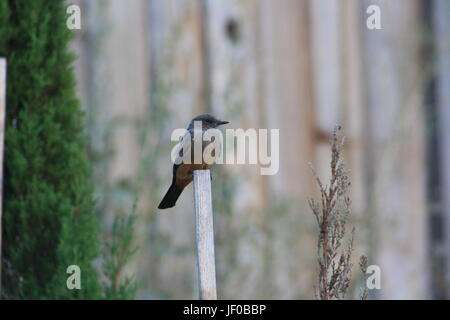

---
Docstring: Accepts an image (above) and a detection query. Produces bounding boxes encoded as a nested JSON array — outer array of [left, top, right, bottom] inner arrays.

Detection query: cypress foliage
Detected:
[[0, 0, 102, 299]]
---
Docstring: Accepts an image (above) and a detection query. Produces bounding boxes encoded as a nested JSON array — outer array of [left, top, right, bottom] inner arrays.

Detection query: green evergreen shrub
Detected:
[[0, 0, 137, 299]]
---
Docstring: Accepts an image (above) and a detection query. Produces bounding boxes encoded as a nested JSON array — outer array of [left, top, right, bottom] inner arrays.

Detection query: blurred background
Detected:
[[70, 0, 450, 299]]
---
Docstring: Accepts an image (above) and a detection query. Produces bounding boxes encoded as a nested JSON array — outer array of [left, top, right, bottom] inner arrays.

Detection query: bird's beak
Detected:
[[217, 120, 229, 126]]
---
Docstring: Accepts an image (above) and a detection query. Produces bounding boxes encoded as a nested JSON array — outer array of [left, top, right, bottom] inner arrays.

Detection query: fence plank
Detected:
[[362, 0, 428, 298], [434, 0, 450, 298]]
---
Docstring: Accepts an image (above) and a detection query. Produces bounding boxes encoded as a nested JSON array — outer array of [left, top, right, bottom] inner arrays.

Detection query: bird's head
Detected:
[[188, 114, 229, 130]]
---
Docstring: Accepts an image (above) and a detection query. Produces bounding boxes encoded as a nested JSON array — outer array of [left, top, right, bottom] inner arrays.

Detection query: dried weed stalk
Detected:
[[308, 125, 366, 300], [359, 256, 369, 300]]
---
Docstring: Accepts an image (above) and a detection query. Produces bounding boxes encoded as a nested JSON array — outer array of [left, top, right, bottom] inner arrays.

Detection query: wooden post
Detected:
[[0, 58, 7, 294], [193, 170, 217, 300]]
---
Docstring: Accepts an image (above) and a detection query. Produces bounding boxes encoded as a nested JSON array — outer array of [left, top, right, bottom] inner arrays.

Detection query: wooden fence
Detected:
[[70, 0, 449, 299]]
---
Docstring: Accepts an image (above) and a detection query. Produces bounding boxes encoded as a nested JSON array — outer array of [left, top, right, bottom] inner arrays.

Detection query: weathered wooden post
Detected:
[[0, 58, 7, 294], [192, 169, 217, 300]]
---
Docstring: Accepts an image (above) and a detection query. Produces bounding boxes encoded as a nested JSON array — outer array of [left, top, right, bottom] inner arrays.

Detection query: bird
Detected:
[[158, 114, 229, 209]]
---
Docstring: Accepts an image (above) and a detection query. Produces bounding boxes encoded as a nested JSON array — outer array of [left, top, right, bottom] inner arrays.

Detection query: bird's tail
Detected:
[[158, 183, 183, 209]]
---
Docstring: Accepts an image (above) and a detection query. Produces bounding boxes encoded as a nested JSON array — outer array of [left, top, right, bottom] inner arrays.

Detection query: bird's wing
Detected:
[[174, 130, 193, 165]]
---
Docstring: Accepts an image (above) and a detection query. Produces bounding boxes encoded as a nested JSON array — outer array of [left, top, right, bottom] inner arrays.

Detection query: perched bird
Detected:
[[158, 114, 229, 209]]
